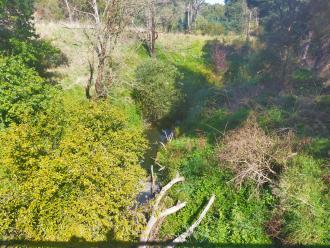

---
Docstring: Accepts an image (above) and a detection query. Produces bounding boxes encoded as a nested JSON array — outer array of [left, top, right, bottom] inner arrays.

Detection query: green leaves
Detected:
[[0, 56, 56, 127], [157, 138, 273, 244], [276, 155, 330, 244], [0, 0, 35, 41], [0, 99, 147, 241], [133, 59, 183, 123]]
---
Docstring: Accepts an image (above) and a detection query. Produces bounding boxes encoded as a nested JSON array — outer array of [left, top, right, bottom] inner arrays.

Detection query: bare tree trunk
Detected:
[[302, 31, 313, 61], [150, 165, 155, 194], [68, 0, 133, 100], [147, 0, 158, 57], [86, 59, 94, 99], [63, 0, 73, 23], [246, 9, 252, 40], [95, 56, 107, 98], [184, 2, 190, 32]]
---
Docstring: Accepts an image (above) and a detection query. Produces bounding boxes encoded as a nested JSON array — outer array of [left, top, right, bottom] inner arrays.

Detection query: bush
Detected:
[[275, 155, 330, 245], [291, 68, 322, 95], [5, 38, 68, 75], [0, 99, 147, 241], [195, 16, 225, 36], [218, 117, 294, 188], [133, 59, 183, 123], [0, 56, 56, 128]]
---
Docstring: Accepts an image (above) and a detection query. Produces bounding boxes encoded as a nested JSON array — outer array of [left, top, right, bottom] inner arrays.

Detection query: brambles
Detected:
[[218, 117, 294, 188]]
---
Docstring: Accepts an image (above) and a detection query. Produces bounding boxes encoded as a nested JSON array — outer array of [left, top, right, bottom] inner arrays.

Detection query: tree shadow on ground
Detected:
[[0, 239, 329, 248], [200, 38, 330, 144], [168, 62, 249, 144]]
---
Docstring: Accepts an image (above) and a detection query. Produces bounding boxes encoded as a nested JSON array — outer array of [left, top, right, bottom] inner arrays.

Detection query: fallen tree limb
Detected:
[[153, 176, 185, 210], [167, 194, 216, 248], [139, 175, 185, 248]]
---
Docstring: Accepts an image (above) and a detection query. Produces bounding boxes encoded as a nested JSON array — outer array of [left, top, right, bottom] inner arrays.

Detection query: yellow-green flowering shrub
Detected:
[[0, 99, 147, 241]]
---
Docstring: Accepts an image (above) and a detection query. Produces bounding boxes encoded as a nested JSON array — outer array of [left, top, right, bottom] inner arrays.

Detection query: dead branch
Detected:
[[139, 175, 185, 248], [167, 194, 215, 248], [218, 117, 294, 188]]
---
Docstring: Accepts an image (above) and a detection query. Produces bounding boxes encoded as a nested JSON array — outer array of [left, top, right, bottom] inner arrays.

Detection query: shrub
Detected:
[[316, 95, 330, 111], [5, 38, 68, 75], [0, 56, 56, 128], [218, 117, 294, 188], [0, 99, 147, 241], [195, 16, 225, 36], [275, 155, 330, 245], [308, 138, 330, 158], [133, 59, 183, 123]]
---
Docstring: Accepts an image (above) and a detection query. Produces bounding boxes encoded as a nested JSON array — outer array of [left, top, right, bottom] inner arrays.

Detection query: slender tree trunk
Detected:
[[149, 0, 157, 57], [63, 0, 73, 23], [95, 56, 107, 98], [247, 9, 252, 40], [86, 59, 94, 99], [302, 31, 313, 61]]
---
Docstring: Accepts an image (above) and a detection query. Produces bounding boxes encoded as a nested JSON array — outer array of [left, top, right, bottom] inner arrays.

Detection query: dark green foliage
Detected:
[[0, 0, 35, 41], [290, 68, 323, 95], [308, 139, 330, 159], [316, 95, 330, 111], [133, 59, 183, 123], [247, 0, 310, 48], [258, 107, 286, 130], [0, 0, 67, 75], [246, 0, 329, 86], [4, 38, 68, 75], [0, 98, 147, 241], [200, 3, 225, 24], [195, 4, 226, 35], [223, 43, 277, 85], [195, 17, 225, 36], [0, 56, 56, 128], [224, 0, 248, 33], [275, 155, 330, 244]]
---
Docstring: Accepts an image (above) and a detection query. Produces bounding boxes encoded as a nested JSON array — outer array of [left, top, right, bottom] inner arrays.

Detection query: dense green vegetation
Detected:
[[0, 0, 329, 247], [133, 59, 183, 123]]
